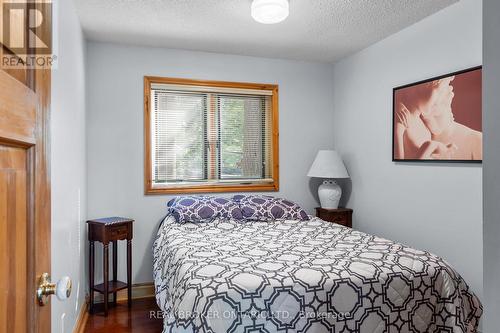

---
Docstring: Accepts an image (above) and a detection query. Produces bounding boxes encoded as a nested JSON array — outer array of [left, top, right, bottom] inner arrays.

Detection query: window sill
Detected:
[[144, 181, 279, 195]]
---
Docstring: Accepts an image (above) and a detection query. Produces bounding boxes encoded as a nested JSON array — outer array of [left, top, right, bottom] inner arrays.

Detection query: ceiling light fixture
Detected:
[[251, 0, 289, 24]]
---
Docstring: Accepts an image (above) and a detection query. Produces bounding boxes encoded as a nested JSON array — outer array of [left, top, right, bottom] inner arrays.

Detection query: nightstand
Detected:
[[87, 217, 134, 316], [316, 208, 353, 228]]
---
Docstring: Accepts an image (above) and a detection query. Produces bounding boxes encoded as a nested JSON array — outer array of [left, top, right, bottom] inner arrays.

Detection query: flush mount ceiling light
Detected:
[[251, 0, 289, 24]]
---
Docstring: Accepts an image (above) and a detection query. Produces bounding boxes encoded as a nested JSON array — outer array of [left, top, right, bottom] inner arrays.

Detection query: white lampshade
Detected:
[[307, 150, 349, 179], [251, 0, 289, 24]]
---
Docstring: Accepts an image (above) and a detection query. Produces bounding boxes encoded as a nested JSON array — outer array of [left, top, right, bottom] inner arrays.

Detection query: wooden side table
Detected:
[[316, 207, 353, 228], [87, 217, 134, 316]]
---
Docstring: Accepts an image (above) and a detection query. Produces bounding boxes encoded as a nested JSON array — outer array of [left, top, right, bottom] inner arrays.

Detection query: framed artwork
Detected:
[[393, 66, 482, 163]]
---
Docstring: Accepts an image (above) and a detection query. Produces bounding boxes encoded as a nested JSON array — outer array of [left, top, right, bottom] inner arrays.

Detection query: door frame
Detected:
[[30, 64, 51, 332], [30, 2, 52, 329]]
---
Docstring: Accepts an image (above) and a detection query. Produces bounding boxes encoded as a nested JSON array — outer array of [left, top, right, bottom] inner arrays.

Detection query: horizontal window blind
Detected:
[[219, 95, 271, 180], [152, 91, 206, 183], [149, 80, 276, 190]]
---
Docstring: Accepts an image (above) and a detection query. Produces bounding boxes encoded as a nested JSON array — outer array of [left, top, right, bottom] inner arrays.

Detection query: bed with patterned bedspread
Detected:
[[153, 216, 482, 333]]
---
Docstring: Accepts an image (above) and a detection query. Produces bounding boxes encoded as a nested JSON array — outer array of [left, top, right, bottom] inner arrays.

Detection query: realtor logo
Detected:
[[1, 0, 56, 69]]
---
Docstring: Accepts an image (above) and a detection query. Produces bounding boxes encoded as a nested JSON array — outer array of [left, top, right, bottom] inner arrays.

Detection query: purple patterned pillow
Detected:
[[167, 196, 243, 223], [233, 195, 309, 221]]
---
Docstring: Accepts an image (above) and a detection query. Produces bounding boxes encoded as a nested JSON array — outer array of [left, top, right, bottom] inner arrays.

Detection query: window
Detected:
[[144, 77, 279, 194]]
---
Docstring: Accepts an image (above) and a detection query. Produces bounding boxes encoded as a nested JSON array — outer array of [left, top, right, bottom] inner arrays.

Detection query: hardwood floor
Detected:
[[84, 298, 163, 333]]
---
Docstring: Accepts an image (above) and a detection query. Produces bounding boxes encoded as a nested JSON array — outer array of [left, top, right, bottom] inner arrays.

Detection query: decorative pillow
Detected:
[[233, 195, 309, 221], [167, 196, 243, 223]]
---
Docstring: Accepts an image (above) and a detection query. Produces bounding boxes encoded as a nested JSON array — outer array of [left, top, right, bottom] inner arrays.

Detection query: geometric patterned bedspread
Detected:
[[153, 216, 482, 333]]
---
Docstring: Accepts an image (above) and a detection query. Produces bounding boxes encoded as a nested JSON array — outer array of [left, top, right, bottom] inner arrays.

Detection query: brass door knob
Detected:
[[36, 273, 72, 306]]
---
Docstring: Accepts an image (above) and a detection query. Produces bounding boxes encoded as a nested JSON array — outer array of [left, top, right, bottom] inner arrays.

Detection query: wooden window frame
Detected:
[[144, 76, 279, 195]]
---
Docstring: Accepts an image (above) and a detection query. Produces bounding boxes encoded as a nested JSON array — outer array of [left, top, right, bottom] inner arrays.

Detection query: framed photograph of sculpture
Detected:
[[392, 66, 482, 162]]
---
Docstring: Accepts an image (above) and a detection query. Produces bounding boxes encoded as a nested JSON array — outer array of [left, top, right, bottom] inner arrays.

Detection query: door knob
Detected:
[[36, 273, 72, 306]]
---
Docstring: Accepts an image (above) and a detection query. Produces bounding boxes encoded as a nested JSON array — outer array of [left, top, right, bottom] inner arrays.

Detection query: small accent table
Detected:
[[87, 217, 134, 316], [316, 207, 353, 228]]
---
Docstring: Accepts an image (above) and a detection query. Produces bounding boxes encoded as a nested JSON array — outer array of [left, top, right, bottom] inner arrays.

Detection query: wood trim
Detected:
[[144, 76, 278, 91], [144, 76, 152, 195], [118, 283, 154, 301], [32, 1, 52, 331], [143, 76, 279, 195], [271, 85, 279, 192], [30, 2, 51, 330], [73, 299, 89, 333], [93, 283, 155, 303], [146, 183, 279, 195], [33, 57, 51, 333]]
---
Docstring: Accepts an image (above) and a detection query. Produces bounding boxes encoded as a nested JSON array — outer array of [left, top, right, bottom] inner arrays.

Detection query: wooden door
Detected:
[[0, 1, 52, 332]]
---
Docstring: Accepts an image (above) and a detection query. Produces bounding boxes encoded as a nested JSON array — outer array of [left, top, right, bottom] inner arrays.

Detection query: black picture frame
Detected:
[[392, 65, 482, 163]]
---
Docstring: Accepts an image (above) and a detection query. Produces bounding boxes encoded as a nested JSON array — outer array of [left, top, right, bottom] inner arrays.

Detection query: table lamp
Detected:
[[307, 150, 349, 209]]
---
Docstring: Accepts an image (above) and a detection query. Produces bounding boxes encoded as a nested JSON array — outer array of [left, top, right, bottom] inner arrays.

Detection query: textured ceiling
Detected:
[[75, 0, 457, 63]]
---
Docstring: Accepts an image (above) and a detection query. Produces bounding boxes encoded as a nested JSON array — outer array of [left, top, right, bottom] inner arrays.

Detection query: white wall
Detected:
[[331, 0, 482, 299], [51, 0, 87, 332], [86, 43, 335, 283], [483, 0, 500, 330]]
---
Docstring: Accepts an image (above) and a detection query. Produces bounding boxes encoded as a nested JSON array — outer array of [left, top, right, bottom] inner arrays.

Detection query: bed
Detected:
[[153, 216, 482, 333]]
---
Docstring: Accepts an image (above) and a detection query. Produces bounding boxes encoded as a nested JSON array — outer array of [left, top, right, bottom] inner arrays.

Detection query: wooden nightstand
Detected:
[[87, 217, 134, 316], [316, 208, 353, 228]]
